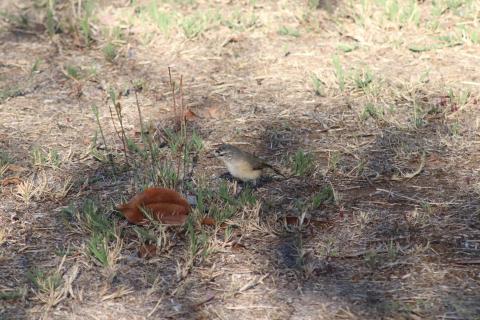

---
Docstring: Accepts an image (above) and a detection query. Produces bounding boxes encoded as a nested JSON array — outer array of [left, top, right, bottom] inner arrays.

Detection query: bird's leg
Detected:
[[219, 172, 235, 181]]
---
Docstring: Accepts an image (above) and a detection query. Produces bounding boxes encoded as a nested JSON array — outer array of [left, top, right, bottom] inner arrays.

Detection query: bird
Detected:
[[212, 143, 285, 183]]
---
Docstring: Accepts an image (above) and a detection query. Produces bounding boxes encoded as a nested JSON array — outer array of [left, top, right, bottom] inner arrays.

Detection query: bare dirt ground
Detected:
[[1, 0, 480, 319]]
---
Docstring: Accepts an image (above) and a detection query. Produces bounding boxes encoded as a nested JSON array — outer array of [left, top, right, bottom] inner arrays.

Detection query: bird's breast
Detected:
[[225, 159, 262, 181]]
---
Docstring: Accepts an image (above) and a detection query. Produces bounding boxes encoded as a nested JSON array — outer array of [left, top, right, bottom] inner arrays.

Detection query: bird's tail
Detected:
[[267, 164, 287, 178]]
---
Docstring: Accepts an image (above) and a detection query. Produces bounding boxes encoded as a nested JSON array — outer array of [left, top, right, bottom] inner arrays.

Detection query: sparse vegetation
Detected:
[[291, 149, 315, 176], [277, 26, 300, 37], [1, 0, 479, 319], [103, 43, 118, 62], [310, 73, 324, 96]]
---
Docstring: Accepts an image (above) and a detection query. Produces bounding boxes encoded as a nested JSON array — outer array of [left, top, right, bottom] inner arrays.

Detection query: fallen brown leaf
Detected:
[[1, 177, 23, 186], [184, 109, 199, 121], [118, 188, 191, 225]]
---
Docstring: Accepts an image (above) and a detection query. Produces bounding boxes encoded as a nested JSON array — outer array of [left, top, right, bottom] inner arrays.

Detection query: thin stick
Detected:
[[132, 82, 156, 179], [168, 67, 178, 125], [375, 188, 459, 206], [92, 104, 107, 149], [106, 98, 122, 143], [180, 75, 188, 192], [113, 100, 129, 166], [92, 104, 116, 174]]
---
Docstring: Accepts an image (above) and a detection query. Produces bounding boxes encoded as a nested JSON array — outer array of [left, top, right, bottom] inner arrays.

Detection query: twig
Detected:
[[106, 98, 122, 143], [453, 259, 480, 265], [180, 75, 188, 193], [237, 273, 269, 294], [375, 188, 459, 206], [113, 101, 129, 166], [133, 82, 156, 178], [168, 67, 178, 125], [92, 104, 116, 174], [147, 295, 164, 318], [91, 104, 108, 149], [391, 151, 426, 181]]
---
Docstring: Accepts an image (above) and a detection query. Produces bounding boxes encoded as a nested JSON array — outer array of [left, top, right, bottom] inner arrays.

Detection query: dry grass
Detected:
[[1, 0, 480, 319]]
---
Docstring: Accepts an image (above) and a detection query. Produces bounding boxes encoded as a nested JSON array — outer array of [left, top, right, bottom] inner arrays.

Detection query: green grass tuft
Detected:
[[277, 26, 300, 37], [103, 43, 118, 62], [291, 150, 315, 176]]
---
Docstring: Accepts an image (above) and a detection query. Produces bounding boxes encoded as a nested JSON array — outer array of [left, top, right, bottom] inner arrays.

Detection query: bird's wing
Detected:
[[249, 155, 286, 177], [248, 154, 269, 170]]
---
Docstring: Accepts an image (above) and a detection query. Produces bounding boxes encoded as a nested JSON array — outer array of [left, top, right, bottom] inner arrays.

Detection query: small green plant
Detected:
[[364, 250, 380, 269], [448, 88, 470, 107], [27, 264, 66, 307], [87, 234, 110, 266], [31, 148, 47, 166], [311, 73, 324, 96], [30, 58, 41, 77], [103, 43, 117, 62], [126, 137, 141, 154], [353, 69, 374, 89], [0, 150, 12, 167], [360, 103, 383, 121], [78, 199, 114, 238], [0, 87, 23, 102], [79, 0, 95, 45], [0, 11, 29, 29], [386, 241, 398, 261], [469, 29, 479, 44], [0, 288, 26, 301], [193, 184, 212, 214], [28, 268, 62, 293], [66, 65, 81, 80], [312, 186, 334, 208], [380, 0, 420, 26], [412, 105, 426, 128], [136, 212, 170, 252], [336, 43, 358, 53], [237, 187, 256, 206], [46, 0, 57, 36], [223, 11, 258, 31], [218, 180, 234, 204], [163, 128, 183, 153], [445, 0, 468, 11], [449, 121, 461, 136], [147, 0, 174, 33], [189, 131, 203, 153], [181, 11, 221, 39], [307, 0, 320, 9], [86, 231, 122, 280], [291, 150, 315, 176], [318, 238, 338, 257], [181, 16, 204, 39], [212, 204, 236, 224], [186, 216, 211, 259], [31, 147, 61, 168], [327, 151, 341, 172], [332, 55, 345, 91], [156, 163, 179, 189], [277, 26, 300, 37], [105, 26, 125, 41]]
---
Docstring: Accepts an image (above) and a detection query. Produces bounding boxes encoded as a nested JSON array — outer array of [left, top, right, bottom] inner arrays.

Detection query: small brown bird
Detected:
[[213, 144, 285, 182]]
